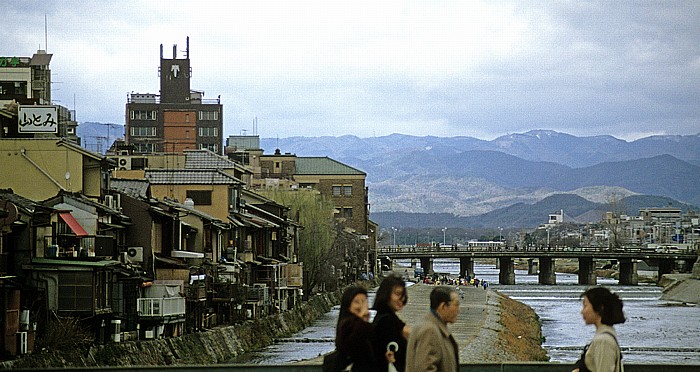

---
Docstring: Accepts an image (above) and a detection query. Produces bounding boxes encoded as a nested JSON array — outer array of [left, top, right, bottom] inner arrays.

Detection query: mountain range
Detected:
[[77, 124, 700, 229], [259, 130, 700, 228]]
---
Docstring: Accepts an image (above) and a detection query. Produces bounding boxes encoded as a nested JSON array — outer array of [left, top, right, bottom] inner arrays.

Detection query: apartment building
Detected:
[[0, 51, 78, 142], [125, 38, 223, 155]]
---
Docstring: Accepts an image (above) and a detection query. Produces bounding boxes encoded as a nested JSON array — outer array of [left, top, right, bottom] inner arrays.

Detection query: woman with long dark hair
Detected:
[[573, 286, 626, 372], [333, 285, 378, 371], [372, 274, 410, 372]]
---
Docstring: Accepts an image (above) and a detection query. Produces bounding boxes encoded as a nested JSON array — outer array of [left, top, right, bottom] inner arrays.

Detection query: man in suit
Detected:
[[406, 286, 460, 372]]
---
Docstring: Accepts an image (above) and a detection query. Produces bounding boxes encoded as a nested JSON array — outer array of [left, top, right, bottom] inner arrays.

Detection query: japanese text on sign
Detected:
[[18, 106, 58, 133]]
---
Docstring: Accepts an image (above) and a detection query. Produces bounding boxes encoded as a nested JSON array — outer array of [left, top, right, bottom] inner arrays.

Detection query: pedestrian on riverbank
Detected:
[[372, 274, 411, 372], [405, 286, 460, 372], [573, 286, 625, 372], [332, 286, 378, 371]]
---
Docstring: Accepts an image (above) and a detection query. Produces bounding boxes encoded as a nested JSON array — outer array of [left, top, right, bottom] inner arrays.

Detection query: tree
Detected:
[[604, 192, 628, 249], [258, 189, 337, 296]]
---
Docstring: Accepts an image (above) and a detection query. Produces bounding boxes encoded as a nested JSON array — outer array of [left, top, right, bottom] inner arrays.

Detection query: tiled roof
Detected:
[[0, 189, 46, 213], [111, 179, 150, 199], [145, 169, 240, 185], [184, 149, 237, 169], [294, 157, 365, 175]]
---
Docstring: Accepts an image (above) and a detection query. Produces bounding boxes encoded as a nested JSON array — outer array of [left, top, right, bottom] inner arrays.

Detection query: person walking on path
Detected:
[[333, 286, 378, 372], [405, 286, 460, 372], [573, 286, 625, 372], [372, 274, 411, 372]]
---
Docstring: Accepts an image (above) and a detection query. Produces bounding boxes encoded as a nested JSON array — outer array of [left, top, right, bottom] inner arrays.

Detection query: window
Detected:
[[332, 184, 353, 196], [135, 143, 156, 153], [187, 190, 212, 206], [343, 207, 353, 218], [130, 127, 157, 137], [198, 111, 219, 120], [199, 143, 218, 152], [58, 272, 93, 311], [198, 127, 218, 137], [130, 110, 157, 120]]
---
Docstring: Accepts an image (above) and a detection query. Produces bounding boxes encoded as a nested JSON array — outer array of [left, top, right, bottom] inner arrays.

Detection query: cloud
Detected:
[[4, 1, 699, 140]]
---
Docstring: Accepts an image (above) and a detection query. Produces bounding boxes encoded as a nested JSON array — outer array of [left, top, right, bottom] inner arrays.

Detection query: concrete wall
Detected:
[[1, 290, 340, 369]]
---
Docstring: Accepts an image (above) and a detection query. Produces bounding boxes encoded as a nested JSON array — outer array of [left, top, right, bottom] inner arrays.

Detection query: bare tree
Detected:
[[604, 192, 628, 249]]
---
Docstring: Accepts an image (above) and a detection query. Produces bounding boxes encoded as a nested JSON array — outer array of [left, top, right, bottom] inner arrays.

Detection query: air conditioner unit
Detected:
[[126, 247, 144, 262], [117, 157, 131, 170]]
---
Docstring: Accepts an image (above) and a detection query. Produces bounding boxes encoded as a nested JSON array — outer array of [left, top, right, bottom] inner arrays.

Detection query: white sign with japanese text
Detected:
[[18, 105, 58, 133]]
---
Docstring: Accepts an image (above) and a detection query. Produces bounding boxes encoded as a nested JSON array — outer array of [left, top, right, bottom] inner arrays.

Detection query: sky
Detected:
[[4, 1, 700, 141]]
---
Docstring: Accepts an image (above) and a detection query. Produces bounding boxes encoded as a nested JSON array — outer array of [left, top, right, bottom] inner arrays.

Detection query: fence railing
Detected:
[[137, 297, 186, 317]]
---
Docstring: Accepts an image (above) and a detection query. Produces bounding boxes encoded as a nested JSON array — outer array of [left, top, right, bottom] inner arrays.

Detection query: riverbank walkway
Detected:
[[398, 278, 491, 363]]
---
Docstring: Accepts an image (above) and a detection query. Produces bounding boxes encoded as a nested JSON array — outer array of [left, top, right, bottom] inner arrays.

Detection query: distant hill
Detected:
[[372, 194, 698, 229], [76, 124, 700, 227], [77, 121, 124, 154], [261, 130, 700, 168], [260, 132, 700, 214]]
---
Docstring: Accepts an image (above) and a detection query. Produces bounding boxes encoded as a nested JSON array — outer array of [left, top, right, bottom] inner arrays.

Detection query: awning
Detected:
[[171, 250, 204, 259], [59, 212, 89, 237]]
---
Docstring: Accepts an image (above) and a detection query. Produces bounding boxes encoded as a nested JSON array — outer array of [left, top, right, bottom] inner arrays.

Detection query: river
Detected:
[[235, 259, 700, 365]]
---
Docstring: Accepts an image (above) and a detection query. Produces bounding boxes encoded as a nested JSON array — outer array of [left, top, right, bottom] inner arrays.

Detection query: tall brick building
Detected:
[[125, 38, 223, 155]]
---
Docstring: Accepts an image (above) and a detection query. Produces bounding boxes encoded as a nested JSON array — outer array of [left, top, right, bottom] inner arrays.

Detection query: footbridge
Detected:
[[377, 245, 698, 285]]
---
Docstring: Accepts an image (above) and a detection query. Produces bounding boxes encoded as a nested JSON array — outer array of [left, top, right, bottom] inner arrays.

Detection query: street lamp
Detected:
[[498, 227, 503, 242], [442, 227, 447, 246], [391, 227, 397, 246]]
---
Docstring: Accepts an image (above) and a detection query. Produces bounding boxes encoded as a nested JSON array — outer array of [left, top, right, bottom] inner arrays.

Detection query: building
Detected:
[[0, 51, 78, 142], [125, 38, 223, 155]]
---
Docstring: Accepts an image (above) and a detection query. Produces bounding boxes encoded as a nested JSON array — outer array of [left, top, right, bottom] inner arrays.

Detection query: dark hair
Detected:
[[372, 274, 407, 313], [430, 286, 456, 310], [337, 286, 368, 328], [581, 286, 626, 326]]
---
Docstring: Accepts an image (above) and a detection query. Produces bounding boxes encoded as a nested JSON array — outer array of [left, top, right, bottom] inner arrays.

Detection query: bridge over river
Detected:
[[377, 245, 698, 285]]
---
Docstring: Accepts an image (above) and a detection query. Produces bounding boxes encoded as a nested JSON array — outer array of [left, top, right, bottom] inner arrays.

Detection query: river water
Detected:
[[236, 259, 700, 365]]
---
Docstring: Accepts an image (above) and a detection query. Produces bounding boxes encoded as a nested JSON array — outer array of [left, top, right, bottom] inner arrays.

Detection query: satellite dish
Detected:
[[0, 200, 18, 230]]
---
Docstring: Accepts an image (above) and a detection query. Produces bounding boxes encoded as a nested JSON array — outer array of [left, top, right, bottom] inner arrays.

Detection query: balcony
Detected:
[[137, 297, 186, 317]]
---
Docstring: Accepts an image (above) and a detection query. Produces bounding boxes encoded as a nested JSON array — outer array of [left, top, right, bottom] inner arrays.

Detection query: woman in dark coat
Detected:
[[372, 274, 410, 372], [334, 285, 378, 372]]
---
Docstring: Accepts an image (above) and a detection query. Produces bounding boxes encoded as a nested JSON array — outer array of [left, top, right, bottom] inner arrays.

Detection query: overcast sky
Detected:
[[5, 1, 700, 140]]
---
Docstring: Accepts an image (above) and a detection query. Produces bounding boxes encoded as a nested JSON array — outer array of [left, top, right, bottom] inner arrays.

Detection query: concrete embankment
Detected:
[[660, 273, 700, 304], [1, 290, 341, 369]]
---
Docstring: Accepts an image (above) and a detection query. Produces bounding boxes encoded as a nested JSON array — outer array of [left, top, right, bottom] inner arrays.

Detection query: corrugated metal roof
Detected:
[[145, 169, 239, 185], [294, 157, 365, 175]]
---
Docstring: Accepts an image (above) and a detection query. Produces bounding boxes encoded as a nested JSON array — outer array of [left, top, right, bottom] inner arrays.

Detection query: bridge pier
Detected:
[[578, 257, 597, 285], [498, 258, 515, 285], [658, 259, 674, 280], [527, 259, 538, 275], [538, 257, 556, 285], [420, 257, 433, 275], [618, 259, 638, 285], [459, 257, 474, 278]]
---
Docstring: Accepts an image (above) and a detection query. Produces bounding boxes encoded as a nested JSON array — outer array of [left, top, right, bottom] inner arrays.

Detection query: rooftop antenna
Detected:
[[45, 14, 48, 50]]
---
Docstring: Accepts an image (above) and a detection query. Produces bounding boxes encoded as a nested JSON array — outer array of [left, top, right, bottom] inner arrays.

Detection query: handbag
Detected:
[[322, 349, 352, 372]]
